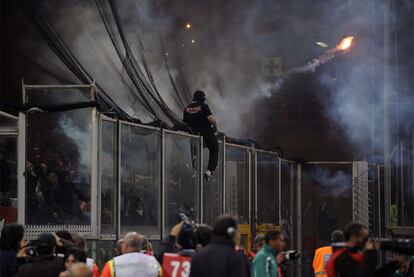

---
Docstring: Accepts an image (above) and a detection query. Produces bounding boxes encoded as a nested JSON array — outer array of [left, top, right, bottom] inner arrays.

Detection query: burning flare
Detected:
[[260, 36, 356, 98], [337, 36, 354, 51]]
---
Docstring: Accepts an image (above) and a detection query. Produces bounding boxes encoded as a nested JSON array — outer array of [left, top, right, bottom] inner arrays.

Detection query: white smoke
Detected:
[[59, 114, 91, 170], [259, 79, 284, 98], [311, 168, 352, 198]]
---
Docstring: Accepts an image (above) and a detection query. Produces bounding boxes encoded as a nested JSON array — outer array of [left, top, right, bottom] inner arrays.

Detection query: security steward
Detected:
[[101, 232, 161, 277], [183, 90, 218, 181], [313, 230, 344, 277]]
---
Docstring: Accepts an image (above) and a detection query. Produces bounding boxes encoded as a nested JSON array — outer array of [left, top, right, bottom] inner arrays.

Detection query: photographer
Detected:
[[55, 230, 75, 256], [161, 222, 198, 277], [59, 247, 88, 277], [326, 222, 379, 277], [252, 230, 286, 277], [376, 251, 414, 277], [13, 232, 66, 277], [391, 254, 414, 276], [158, 211, 203, 263], [158, 222, 185, 264], [159, 211, 211, 277]]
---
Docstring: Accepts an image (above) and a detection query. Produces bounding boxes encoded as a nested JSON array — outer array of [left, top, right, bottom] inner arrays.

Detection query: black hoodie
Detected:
[[189, 235, 250, 277]]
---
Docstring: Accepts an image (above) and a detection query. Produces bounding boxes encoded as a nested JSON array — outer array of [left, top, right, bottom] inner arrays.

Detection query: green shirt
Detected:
[[253, 243, 279, 277]]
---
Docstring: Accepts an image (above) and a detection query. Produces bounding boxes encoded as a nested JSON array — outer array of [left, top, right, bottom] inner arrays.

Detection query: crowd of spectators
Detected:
[[1, 216, 413, 277], [25, 144, 90, 225]]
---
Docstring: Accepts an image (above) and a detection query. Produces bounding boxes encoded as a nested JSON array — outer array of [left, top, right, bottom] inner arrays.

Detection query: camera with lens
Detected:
[[177, 207, 197, 230], [24, 240, 39, 257], [375, 238, 414, 255], [284, 249, 301, 261], [332, 238, 414, 256]]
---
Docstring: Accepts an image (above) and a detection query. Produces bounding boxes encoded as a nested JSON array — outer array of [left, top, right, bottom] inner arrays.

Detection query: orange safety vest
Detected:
[[313, 246, 333, 277]]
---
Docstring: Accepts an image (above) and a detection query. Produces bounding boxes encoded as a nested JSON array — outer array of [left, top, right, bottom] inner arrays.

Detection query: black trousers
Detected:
[[200, 128, 219, 172]]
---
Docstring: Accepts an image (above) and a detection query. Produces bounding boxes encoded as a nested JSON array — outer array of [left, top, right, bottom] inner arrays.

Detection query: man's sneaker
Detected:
[[204, 170, 212, 182]]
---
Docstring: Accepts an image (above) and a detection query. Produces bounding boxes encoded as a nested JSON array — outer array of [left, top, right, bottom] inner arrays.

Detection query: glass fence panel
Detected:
[[280, 160, 295, 250], [0, 136, 18, 223], [394, 139, 414, 226], [301, 163, 352, 276], [406, 137, 414, 226], [149, 240, 161, 255], [120, 124, 160, 236], [379, 166, 385, 236], [164, 132, 200, 234], [26, 109, 92, 225], [86, 240, 116, 269], [256, 152, 279, 224], [203, 142, 222, 224], [225, 145, 249, 224], [100, 120, 117, 235]]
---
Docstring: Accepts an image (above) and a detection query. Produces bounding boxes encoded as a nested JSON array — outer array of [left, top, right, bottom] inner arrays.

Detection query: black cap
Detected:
[[193, 90, 206, 102], [36, 233, 56, 254]]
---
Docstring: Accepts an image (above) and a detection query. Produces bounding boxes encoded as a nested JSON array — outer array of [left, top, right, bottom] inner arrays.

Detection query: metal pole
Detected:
[[296, 164, 302, 277], [399, 142, 404, 224], [200, 136, 204, 223], [222, 137, 227, 214], [377, 165, 382, 237], [253, 150, 258, 239], [248, 149, 252, 233], [90, 107, 99, 238], [22, 79, 26, 105], [383, 0, 392, 229], [161, 129, 166, 239], [17, 112, 26, 225], [96, 114, 103, 238], [278, 159, 282, 226], [117, 122, 122, 237]]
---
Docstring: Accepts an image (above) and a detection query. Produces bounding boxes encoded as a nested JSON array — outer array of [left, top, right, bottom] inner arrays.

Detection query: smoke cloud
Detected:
[[311, 167, 352, 198], [58, 112, 91, 175], [8, 0, 413, 154]]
